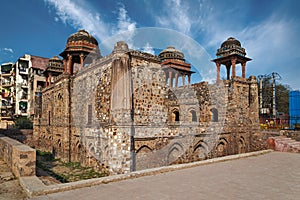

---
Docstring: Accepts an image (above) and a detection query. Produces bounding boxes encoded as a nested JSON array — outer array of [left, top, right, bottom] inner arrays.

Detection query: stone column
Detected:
[[182, 74, 186, 86], [231, 57, 236, 78], [63, 59, 67, 73], [175, 72, 178, 87], [169, 71, 173, 88], [80, 54, 84, 69], [67, 54, 73, 75], [188, 74, 191, 85], [48, 73, 52, 85], [216, 62, 221, 83], [242, 62, 246, 78]]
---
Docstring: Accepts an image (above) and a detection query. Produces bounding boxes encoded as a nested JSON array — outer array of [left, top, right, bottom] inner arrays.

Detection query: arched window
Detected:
[[211, 108, 218, 122], [190, 110, 197, 122], [171, 110, 180, 122], [152, 72, 156, 80]]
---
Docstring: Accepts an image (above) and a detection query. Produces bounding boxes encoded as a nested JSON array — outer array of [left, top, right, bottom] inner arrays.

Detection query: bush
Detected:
[[14, 116, 33, 129]]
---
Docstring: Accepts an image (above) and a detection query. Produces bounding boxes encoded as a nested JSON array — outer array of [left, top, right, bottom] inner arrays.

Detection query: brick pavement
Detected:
[[30, 152, 300, 200]]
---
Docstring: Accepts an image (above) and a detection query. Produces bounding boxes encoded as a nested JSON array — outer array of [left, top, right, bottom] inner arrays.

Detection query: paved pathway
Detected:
[[31, 152, 300, 200]]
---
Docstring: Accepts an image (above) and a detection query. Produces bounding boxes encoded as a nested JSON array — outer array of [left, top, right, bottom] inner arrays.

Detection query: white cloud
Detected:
[[200, 8, 299, 88], [141, 43, 155, 55], [107, 5, 137, 49], [156, 0, 192, 35], [2, 48, 14, 53], [44, 0, 110, 40], [45, 0, 139, 51], [116, 6, 136, 34]]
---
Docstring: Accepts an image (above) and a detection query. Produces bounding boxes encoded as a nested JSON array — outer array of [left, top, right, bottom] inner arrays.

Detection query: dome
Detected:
[[46, 56, 64, 73], [67, 29, 98, 46], [221, 37, 241, 48], [158, 46, 185, 61], [48, 56, 63, 65], [216, 37, 246, 57], [60, 30, 101, 59]]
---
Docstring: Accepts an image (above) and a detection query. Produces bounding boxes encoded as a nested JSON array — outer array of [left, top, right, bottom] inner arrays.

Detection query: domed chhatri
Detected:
[[47, 56, 63, 70], [158, 46, 194, 87], [221, 37, 241, 48], [44, 56, 64, 86], [158, 46, 185, 61], [60, 30, 101, 75], [216, 37, 246, 58], [212, 37, 251, 82], [67, 29, 98, 46]]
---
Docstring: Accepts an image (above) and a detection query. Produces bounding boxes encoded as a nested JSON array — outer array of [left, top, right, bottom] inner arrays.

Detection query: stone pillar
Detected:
[[231, 57, 236, 78], [188, 74, 191, 85], [45, 76, 49, 86], [80, 54, 84, 69], [169, 71, 173, 88], [175, 72, 178, 87], [242, 62, 246, 78], [48, 73, 52, 85], [67, 54, 73, 75], [182, 74, 186, 86], [216, 62, 221, 83], [63, 59, 67, 73], [110, 41, 133, 174]]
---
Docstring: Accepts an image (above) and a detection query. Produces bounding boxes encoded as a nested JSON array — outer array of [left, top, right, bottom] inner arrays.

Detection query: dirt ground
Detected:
[[0, 160, 27, 200]]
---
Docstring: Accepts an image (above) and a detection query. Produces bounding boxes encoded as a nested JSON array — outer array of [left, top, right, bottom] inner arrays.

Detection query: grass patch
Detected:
[[36, 150, 108, 183]]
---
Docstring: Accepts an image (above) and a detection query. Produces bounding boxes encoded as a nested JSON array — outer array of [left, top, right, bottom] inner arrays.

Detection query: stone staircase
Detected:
[[267, 136, 300, 153]]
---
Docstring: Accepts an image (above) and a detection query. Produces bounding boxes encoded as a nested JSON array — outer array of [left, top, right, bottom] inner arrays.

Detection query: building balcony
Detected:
[[20, 95, 28, 100], [1, 92, 11, 98], [19, 112, 28, 117], [19, 69, 28, 75], [0, 73, 12, 77], [1, 81, 12, 87], [1, 105, 12, 109], [20, 83, 28, 88]]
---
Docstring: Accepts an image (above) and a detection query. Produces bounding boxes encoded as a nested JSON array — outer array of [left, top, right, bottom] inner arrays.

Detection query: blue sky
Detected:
[[0, 0, 299, 89]]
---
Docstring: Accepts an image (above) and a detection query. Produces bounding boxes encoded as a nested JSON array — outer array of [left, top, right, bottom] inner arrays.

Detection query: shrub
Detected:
[[14, 116, 33, 129]]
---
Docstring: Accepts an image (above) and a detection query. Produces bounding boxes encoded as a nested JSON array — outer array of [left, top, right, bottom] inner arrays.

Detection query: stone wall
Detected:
[[33, 42, 263, 175], [0, 134, 36, 177], [134, 76, 261, 170], [33, 74, 71, 162]]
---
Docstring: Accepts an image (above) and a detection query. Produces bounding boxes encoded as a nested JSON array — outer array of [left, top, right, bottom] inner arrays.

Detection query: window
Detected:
[[171, 110, 180, 122], [190, 110, 197, 122], [211, 108, 218, 122], [19, 61, 28, 73], [87, 105, 92, 124]]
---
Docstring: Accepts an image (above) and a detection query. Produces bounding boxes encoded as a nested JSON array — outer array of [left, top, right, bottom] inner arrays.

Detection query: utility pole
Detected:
[[270, 72, 281, 122], [257, 75, 265, 115]]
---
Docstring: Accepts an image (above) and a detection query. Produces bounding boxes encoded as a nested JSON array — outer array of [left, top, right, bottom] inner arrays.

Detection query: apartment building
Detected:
[[0, 54, 48, 125], [0, 62, 15, 124]]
